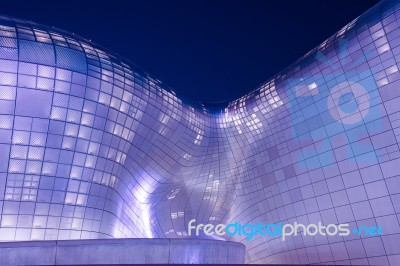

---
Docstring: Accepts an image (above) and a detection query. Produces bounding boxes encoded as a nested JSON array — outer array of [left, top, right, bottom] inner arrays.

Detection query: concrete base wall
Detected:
[[0, 238, 246, 265]]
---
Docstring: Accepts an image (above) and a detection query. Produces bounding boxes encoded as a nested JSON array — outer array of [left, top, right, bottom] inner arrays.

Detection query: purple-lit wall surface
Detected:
[[0, 238, 246, 265], [0, 0, 399, 264]]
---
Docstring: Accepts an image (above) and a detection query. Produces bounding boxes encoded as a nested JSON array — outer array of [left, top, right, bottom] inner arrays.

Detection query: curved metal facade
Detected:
[[0, 0, 399, 264]]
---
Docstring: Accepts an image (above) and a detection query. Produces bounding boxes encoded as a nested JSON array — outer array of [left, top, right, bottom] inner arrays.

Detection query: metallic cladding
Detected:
[[0, 0, 399, 264]]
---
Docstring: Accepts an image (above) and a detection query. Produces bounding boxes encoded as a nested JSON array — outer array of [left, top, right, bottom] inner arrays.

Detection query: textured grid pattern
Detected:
[[0, 0, 400, 265]]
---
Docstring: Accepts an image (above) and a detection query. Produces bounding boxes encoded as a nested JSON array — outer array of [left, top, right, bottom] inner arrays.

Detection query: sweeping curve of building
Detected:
[[0, 0, 400, 264]]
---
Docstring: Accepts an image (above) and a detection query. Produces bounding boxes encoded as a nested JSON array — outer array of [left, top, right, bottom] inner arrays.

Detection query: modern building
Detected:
[[0, 0, 399, 264]]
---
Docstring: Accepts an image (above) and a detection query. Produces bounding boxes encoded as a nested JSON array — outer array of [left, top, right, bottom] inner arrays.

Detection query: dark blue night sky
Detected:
[[3, 0, 379, 103]]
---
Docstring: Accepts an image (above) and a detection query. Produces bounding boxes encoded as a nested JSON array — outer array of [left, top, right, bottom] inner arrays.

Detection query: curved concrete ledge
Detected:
[[0, 238, 246, 265]]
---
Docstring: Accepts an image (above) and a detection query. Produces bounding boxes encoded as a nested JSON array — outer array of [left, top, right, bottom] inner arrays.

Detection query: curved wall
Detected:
[[0, 0, 400, 264]]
